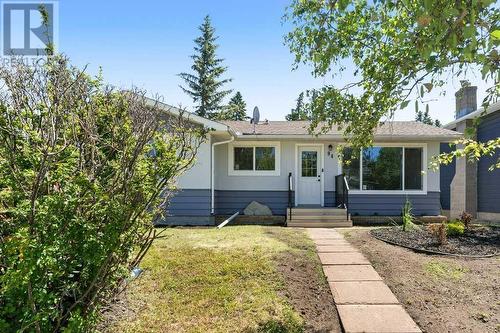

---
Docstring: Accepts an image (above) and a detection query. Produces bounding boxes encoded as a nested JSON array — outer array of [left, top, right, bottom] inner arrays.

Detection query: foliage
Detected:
[[215, 91, 248, 120], [424, 260, 468, 281], [286, 92, 311, 121], [285, 0, 499, 165], [459, 211, 473, 230], [401, 198, 417, 231], [415, 106, 441, 127], [0, 56, 205, 332], [427, 223, 447, 245], [430, 137, 500, 171], [179, 15, 232, 119], [447, 221, 466, 236]]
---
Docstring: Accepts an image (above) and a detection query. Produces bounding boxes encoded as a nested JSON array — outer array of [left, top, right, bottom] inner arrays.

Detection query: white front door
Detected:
[[297, 146, 322, 205]]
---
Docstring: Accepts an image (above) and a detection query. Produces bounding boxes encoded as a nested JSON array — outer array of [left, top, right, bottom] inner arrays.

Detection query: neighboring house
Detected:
[[441, 85, 500, 222], [159, 100, 461, 226]]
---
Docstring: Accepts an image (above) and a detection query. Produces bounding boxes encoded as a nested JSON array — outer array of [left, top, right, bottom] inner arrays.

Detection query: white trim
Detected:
[[211, 133, 235, 214], [444, 100, 500, 129], [294, 143, 325, 206], [231, 134, 461, 141], [227, 141, 281, 176], [339, 143, 428, 195]]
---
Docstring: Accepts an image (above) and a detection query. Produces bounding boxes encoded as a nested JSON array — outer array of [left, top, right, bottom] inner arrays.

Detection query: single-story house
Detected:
[[158, 101, 462, 227], [440, 84, 500, 222]]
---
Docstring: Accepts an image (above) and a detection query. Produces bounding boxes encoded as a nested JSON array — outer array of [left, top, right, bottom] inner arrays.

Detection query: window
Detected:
[[229, 142, 280, 176], [342, 148, 360, 190], [342, 146, 425, 192], [405, 148, 423, 190], [255, 147, 275, 171], [301, 151, 318, 177], [234, 147, 253, 170], [362, 147, 402, 190]]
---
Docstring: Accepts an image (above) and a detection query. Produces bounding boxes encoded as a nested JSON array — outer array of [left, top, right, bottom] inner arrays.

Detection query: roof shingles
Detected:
[[222, 120, 461, 139]]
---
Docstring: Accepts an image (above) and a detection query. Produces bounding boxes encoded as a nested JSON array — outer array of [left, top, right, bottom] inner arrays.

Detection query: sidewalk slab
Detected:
[[330, 281, 399, 304], [316, 245, 358, 253], [314, 239, 351, 246], [337, 304, 421, 333], [323, 265, 383, 282], [318, 252, 370, 265]]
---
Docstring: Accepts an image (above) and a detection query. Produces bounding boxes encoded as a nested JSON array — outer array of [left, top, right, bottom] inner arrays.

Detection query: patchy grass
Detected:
[[103, 226, 339, 333], [423, 260, 469, 281]]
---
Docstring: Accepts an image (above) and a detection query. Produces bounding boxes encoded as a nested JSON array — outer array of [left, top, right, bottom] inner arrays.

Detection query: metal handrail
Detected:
[[335, 173, 349, 220], [288, 172, 293, 220]]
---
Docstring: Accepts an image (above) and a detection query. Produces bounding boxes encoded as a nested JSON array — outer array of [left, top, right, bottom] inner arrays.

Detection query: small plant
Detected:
[[427, 222, 447, 245], [447, 221, 465, 236], [459, 211, 473, 230], [401, 198, 417, 231]]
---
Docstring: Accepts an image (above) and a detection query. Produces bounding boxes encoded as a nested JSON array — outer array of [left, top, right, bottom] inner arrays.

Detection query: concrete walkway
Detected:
[[307, 228, 421, 333]]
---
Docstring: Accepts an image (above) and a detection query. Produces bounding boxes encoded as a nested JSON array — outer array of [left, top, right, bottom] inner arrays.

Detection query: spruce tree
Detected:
[[216, 91, 248, 120], [415, 105, 441, 127], [286, 92, 310, 121], [179, 15, 232, 119]]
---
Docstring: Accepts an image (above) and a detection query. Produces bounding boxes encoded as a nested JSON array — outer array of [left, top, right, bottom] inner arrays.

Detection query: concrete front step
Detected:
[[287, 220, 353, 228], [289, 208, 347, 216], [289, 215, 349, 221]]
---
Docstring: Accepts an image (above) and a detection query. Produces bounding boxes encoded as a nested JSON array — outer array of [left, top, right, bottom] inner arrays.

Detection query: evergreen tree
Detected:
[[216, 91, 248, 120], [286, 92, 310, 121], [415, 105, 441, 127], [178, 15, 232, 119]]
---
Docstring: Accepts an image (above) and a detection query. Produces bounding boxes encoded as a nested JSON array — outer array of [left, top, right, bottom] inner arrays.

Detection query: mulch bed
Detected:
[[371, 225, 500, 257]]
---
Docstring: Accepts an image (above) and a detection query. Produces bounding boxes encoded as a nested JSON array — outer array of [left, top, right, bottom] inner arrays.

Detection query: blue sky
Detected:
[[58, 0, 490, 124]]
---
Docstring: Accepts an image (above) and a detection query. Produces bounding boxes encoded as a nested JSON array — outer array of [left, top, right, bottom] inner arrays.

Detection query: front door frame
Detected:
[[294, 143, 325, 207]]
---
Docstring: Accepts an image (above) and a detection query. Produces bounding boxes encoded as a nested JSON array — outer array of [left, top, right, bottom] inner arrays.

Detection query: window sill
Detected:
[[228, 170, 280, 177]]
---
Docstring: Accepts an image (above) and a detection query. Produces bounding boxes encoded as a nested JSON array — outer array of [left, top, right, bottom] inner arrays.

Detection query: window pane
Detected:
[[234, 147, 253, 170], [362, 147, 402, 190], [255, 147, 275, 170], [405, 148, 423, 190], [342, 148, 360, 190], [301, 151, 317, 177]]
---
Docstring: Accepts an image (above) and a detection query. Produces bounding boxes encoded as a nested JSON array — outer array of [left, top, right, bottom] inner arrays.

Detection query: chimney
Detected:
[[455, 80, 477, 119]]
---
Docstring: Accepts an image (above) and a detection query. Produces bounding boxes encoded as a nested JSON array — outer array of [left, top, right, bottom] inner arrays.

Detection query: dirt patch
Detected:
[[345, 228, 500, 333], [372, 226, 500, 256], [265, 227, 341, 333], [274, 251, 341, 333]]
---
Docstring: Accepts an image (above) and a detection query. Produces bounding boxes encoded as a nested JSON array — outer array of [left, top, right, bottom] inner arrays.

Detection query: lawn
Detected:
[[102, 226, 341, 333], [341, 228, 500, 333]]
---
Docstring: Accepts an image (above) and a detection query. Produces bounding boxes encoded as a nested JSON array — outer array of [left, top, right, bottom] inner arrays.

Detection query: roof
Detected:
[[143, 96, 232, 133], [222, 120, 462, 141], [444, 100, 500, 129]]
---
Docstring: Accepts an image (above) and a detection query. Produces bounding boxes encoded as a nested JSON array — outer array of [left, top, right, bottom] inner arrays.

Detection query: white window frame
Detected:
[[339, 143, 427, 195], [228, 141, 281, 176]]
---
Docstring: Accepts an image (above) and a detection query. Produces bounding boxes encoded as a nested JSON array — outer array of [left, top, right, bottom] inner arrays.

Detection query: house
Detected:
[[159, 100, 462, 227], [440, 84, 500, 222]]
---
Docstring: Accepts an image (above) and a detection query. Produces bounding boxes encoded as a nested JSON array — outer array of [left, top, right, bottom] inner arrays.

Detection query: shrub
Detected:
[[0, 56, 205, 331], [447, 221, 465, 236], [427, 223, 447, 245], [459, 211, 473, 230], [401, 198, 417, 231]]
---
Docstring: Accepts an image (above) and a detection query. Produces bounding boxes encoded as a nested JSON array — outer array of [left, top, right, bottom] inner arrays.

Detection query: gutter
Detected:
[[211, 127, 236, 215]]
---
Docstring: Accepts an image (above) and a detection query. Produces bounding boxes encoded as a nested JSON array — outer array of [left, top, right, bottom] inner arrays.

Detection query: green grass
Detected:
[[106, 226, 318, 333], [423, 260, 469, 281]]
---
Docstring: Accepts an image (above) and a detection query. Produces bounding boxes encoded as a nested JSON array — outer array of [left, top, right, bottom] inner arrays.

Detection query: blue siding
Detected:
[[215, 190, 293, 215], [477, 111, 500, 213], [348, 192, 441, 216], [324, 191, 336, 207], [166, 189, 211, 216], [440, 143, 456, 210]]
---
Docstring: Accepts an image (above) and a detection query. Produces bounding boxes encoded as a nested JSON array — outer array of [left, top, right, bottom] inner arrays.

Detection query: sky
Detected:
[[57, 0, 491, 124]]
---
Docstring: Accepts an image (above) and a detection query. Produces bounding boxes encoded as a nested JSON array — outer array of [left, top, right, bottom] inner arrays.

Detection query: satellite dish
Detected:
[[252, 106, 260, 124]]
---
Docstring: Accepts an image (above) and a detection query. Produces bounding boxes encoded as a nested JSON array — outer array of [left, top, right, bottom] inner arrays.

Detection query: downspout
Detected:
[[211, 128, 235, 215]]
